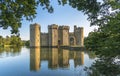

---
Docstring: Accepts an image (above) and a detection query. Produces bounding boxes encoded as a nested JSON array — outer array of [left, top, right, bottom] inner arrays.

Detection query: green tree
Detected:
[[0, 0, 102, 34], [84, 2, 120, 75], [0, 36, 4, 46], [4, 36, 11, 45], [0, 35, 23, 47], [0, 0, 120, 34], [25, 40, 30, 47], [10, 35, 23, 46]]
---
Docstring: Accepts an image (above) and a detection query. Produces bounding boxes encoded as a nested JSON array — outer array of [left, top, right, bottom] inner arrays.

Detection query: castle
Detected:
[[30, 23, 84, 47]]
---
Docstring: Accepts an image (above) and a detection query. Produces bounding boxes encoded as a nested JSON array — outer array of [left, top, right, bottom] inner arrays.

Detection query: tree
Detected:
[[0, 35, 23, 47], [25, 40, 30, 47], [84, 1, 120, 75], [10, 35, 23, 46], [0, 0, 120, 34], [0, 36, 4, 46], [85, 28, 120, 76], [0, 0, 102, 34], [4, 36, 11, 45]]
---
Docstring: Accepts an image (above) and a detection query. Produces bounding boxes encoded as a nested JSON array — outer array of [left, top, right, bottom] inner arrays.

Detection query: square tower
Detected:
[[58, 26, 69, 46], [48, 24, 58, 47], [74, 26, 84, 47]]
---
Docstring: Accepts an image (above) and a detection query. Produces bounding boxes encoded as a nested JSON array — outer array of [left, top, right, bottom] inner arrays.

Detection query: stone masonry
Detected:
[[30, 23, 84, 47], [30, 23, 40, 47]]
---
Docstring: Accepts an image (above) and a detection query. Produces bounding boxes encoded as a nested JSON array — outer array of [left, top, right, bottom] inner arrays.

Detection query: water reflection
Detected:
[[30, 47, 40, 71], [0, 47, 96, 76], [30, 47, 86, 71], [87, 51, 96, 59], [48, 48, 58, 69], [0, 47, 21, 57], [74, 51, 84, 67], [59, 48, 69, 68]]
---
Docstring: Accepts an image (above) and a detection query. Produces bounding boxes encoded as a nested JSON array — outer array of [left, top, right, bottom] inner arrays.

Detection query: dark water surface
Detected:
[[0, 47, 96, 76]]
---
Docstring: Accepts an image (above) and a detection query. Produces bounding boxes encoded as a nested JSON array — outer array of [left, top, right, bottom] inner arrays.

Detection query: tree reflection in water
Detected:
[[85, 57, 120, 76], [0, 46, 21, 57]]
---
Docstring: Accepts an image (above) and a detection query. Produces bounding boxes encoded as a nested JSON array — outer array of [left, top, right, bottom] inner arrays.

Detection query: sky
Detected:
[[0, 1, 98, 40]]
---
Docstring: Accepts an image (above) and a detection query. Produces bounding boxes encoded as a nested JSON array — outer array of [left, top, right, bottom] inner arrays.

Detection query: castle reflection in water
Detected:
[[30, 47, 84, 71]]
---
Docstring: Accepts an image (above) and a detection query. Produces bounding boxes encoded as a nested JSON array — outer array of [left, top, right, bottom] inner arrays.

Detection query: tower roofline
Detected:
[[48, 24, 58, 29], [30, 23, 40, 28], [58, 25, 69, 30]]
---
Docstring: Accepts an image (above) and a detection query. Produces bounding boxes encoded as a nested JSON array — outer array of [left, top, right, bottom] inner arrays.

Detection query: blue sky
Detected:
[[0, 1, 98, 40]]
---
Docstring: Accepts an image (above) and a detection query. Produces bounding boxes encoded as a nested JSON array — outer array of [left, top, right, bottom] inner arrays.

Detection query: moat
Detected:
[[0, 47, 96, 76]]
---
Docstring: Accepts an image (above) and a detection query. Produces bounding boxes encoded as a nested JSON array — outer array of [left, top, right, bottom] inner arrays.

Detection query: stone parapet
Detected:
[[48, 24, 58, 29], [30, 23, 40, 28], [30, 23, 84, 47], [58, 25, 69, 30], [77, 27, 83, 29]]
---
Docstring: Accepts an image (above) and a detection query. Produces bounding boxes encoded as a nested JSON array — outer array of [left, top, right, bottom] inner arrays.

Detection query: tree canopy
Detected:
[[84, 0, 120, 75], [0, 1, 120, 75], [0, 0, 107, 34], [0, 35, 23, 47]]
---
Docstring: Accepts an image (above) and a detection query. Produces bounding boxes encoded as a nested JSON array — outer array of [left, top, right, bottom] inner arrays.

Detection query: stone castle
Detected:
[[30, 23, 84, 47]]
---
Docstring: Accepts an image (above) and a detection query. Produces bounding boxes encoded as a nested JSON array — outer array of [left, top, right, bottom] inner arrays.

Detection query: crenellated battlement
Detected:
[[58, 25, 69, 30], [74, 25, 83, 30], [30, 23, 84, 47], [48, 24, 58, 29], [78, 27, 83, 29], [30, 23, 40, 47], [30, 23, 40, 28]]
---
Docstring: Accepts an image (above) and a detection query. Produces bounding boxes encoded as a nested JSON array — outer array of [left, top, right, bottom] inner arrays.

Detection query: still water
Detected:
[[0, 47, 96, 76]]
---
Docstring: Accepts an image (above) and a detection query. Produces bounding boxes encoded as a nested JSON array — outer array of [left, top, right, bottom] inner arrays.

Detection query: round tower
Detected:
[[30, 23, 41, 47]]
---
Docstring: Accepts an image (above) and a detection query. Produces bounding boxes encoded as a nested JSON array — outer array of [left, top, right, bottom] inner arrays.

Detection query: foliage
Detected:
[[0, 46, 22, 57], [84, 14, 120, 75], [0, 36, 4, 47], [1, 0, 119, 35], [0, 35, 23, 47], [84, 1, 120, 76], [10, 35, 23, 46], [85, 57, 120, 76], [85, 31, 120, 76], [0, 0, 102, 34], [85, 0, 120, 57], [22, 40, 30, 47]]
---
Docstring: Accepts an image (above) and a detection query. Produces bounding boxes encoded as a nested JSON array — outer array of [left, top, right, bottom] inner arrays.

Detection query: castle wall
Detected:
[[41, 33, 48, 46], [80, 27, 84, 46], [30, 23, 40, 47], [30, 23, 84, 47], [48, 26, 52, 46], [58, 26, 69, 46], [69, 33, 76, 45], [48, 24, 58, 47], [74, 26, 84, 46]]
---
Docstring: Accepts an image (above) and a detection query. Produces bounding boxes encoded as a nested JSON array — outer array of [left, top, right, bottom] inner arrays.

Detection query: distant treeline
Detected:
[[0, 35, 29, 47]]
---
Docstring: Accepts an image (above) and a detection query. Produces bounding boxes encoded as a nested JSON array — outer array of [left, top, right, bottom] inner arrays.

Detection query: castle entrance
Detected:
[[70, 37, 75, 45]]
